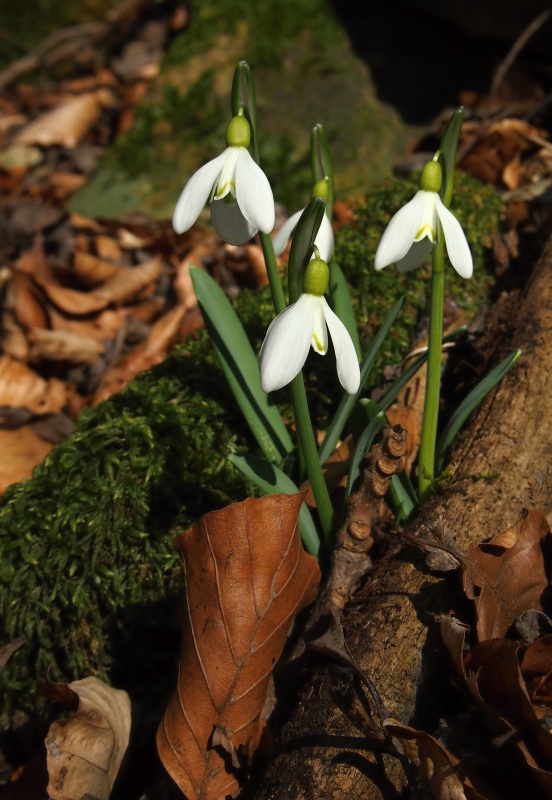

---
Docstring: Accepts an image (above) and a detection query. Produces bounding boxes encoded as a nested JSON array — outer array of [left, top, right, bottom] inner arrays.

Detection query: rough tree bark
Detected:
[[250, 234, 552, 800]]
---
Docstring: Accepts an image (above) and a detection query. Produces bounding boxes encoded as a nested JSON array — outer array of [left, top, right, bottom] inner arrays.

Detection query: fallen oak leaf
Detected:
[[462, 509, 551, 641], [157, 494, 321, 800]]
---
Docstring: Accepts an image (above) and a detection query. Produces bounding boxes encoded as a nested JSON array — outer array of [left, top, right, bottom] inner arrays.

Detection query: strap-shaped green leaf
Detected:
[[287, 197, 325, 304], [318, 296, 405, 465], [310, 123, 334, 213], [192, 267, 293, 463], [439, 106, 464, 208], [229, 454, 320, 557], [231, 61, 259, 161]]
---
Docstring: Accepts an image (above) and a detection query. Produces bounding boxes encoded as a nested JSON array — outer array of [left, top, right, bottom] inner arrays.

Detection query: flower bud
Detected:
[[226, 114, 251, 148], [419, 159, 442, 193], [303, 257, 329, 296], [311, 178, 330, 203]]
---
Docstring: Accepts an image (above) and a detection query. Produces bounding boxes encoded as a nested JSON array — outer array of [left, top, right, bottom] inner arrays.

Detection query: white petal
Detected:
[[210, 197, 257, 245], [213, 146, 240, 199], [315, 213, 335, 262], [396, 238, 434, 272], [435, 196, 473, 279], [259, 295, 315, 393], [374, 191, 428, 270], [235, 149, 275, 234], [322, 298, 360, 394], [311, 296, 328, 355], [272, 208, 303, 256], [172, 149, 228, 234]]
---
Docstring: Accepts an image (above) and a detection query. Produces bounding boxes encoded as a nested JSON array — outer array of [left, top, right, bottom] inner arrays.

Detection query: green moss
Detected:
[[0, 335, 254, 720]]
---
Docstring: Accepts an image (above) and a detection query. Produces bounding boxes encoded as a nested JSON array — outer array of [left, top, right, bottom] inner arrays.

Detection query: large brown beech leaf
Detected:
[[462, 510, 551, 641], [157, 494, 321, 800]]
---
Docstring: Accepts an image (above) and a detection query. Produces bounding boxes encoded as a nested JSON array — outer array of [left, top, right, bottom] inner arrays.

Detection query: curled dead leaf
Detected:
[[33, 257, 162, 315], [0, 355, 72, 415], [157, 494, 320, 800], [383, 719, 495, 799], [44, 676, 131, 800]]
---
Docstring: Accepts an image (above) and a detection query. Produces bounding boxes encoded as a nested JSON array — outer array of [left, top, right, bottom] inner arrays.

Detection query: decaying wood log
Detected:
[[250, 235, 552, 800]]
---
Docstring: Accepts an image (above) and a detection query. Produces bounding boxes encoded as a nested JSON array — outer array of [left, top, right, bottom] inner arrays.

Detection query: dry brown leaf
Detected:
[[92, 303, 185, 404], [14, 90, 112, 149], [0, 427, 53, 493], [73, 250, 121, 287], [5, 271, 48, 330], [28, 328, 105, 364], [521, 635, 552, 705], [44, 676, 131, 800], [462, 510, 550, 641], [30, 257, 162, 315], [0, 355, 71, 414], [157, 494, 321, 800], [383, 719, 495, 799], [466, 639, 552, 766]]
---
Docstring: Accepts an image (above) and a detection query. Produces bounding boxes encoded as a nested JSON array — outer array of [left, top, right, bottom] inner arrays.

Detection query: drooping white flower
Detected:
[[172, 114, 275, 246], [374, 160, 473, 278], [259, 257, 360, 394], [272, 178, 335, 262]]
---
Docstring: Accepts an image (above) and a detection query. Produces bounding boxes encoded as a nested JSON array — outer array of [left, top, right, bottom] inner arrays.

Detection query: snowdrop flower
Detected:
[[260, 255, 360, 394], [172, 112, 275, 245], [374, 159, 473, 278], [273, 179, 334, 262]]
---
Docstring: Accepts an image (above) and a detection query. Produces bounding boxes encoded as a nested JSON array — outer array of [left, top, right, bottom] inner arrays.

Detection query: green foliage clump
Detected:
[[0, 338, 256, 721], [0, 171, 501, 721]]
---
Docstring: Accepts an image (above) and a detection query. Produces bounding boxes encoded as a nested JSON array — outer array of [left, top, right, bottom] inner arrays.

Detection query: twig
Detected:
[[488, 9, 552, 108]]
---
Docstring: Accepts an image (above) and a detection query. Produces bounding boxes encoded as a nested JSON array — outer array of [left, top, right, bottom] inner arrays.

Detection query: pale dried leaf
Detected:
[[15, 91, 112, 149], [45, 676, 131, 800], [28, 328, 105, 364]]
